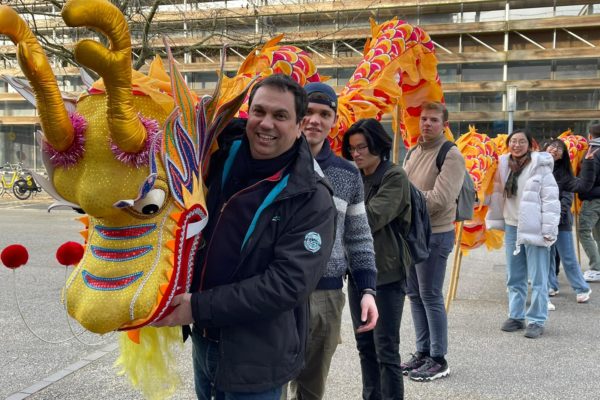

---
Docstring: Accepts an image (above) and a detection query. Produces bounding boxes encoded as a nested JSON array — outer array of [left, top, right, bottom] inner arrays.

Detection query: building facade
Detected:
[[1, 0, 600, 169]]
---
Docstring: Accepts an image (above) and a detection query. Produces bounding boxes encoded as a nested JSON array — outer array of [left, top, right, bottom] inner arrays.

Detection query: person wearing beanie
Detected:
[[286, 82, 379, 400]]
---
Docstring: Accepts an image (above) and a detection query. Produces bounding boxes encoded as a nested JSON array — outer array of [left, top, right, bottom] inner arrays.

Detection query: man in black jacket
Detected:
[[578, 123, 600, 282], [154, 74, 337, 399]]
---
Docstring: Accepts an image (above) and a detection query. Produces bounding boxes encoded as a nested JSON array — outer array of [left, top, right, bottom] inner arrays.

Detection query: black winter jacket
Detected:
[[190, 136, 336, 392], [553, 158, 596, 230], [578, 154, 600, 200]]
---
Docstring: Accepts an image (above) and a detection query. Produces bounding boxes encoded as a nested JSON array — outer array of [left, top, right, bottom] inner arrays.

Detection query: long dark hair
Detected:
[[341, 118, 392, 161], [543, 138, 574, 178]]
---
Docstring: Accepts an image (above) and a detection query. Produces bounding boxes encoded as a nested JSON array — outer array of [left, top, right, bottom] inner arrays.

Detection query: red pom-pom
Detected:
[[56, 242, 85, 266], [1, 244, 29, 269]]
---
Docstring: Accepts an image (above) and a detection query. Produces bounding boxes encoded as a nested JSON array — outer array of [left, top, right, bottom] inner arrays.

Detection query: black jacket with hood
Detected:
[[190, 135, 336, 392]]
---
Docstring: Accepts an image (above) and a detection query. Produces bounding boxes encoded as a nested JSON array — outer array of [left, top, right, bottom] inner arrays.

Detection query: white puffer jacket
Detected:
[[486, 151, 560, 254]]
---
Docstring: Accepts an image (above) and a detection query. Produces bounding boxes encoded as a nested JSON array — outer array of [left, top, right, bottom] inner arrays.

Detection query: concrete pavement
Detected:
[[1, 201, 599, 399]]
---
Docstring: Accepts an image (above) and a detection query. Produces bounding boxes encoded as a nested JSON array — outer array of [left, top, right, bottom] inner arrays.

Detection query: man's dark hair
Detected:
[[421, 101, 449, 123], [248, 74, 307, 123], [341, 118, 392, 161], [590, 123, 600, 139], [307, 92, 336, 113]]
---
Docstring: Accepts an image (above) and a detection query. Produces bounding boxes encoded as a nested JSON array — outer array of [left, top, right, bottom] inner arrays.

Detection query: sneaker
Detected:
[[548, 301, 556, 311], [401, 352, 427, 376], [584, 270, 600, 282], [577, 289, 592, 303], [501, 318, 525, 332], [524, 323, 544, 339], [408, 357, 449, 382], [549, 288, 559, 297]]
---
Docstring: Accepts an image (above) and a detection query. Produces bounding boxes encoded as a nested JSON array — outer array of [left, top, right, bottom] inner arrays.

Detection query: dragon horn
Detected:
[[62, 0, 146, 154], [0, 6, 74, 152]]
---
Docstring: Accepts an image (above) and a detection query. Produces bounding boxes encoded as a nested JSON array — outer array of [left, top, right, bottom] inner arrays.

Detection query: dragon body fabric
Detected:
[[454, 126, 503, 252], [558, 129, 589, 215], [335, 18, 447, 154], [0, 0, 248, 397]]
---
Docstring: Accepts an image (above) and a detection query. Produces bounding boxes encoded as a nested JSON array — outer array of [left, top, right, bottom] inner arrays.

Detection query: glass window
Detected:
[[507, 61, 552, 81], [443, 93, 460, 113], [419, 12, 459, 24], [516, 120, 592, 140], [438, 65, 458, 83], [0, 124, 43, 170], [555, 5, 589, 17], [460, 92, 503, 112], [0, 102, 36, 117], [516, 90, 600, 111], [478, 9, 506, 22], [60, 76, 84, 92], [509, 7, 554, 20], [186, 72, 219, 89], [461, 63, 503, 82], [555, 59, 598, 79], [337, 68, 355, 87]]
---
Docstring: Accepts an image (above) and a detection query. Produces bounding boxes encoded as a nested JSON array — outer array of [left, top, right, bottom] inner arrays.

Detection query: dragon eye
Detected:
[[131, 189, 166, 215]]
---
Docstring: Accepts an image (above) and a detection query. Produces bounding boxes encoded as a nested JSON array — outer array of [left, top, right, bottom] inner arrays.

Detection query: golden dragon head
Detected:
[[0, 0, 246, 335]]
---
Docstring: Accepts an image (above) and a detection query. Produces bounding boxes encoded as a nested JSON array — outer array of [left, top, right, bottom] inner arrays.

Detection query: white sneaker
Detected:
[[548, 301, 556, 311], [584, 270, 600, 282], [577, 289, 592, 303], [549, 288, 559, 297]]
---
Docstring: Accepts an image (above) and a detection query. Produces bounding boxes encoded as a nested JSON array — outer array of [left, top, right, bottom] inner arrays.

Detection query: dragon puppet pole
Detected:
[[392, 133, 402, 164], [392, 105, 402, 164], [445, 221, 465, 313]]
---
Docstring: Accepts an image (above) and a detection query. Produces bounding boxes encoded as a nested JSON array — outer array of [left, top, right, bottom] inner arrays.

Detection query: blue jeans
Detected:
[[406, 230, 454, 358], [549, 230, 591, 294], [191, 329, 282, 400], [348, 278, 405, 400], [504, 224, 550, 326]]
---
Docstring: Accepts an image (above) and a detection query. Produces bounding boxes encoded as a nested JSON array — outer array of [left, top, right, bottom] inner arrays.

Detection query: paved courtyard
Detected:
[[1, 198, 599, 399]]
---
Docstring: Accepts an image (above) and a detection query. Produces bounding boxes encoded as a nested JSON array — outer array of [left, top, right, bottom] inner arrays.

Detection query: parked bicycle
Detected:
[[13, 170, 43, 200], [0, 163, 23, 197]]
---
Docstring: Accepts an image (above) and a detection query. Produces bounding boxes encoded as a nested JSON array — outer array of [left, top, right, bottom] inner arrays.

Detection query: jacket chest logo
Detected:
[[304, 232, 322, 253]]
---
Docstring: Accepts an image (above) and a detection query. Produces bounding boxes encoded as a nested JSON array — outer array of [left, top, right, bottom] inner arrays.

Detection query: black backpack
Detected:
[[372, 161, 432, 265], [406, 141, 477, 222]]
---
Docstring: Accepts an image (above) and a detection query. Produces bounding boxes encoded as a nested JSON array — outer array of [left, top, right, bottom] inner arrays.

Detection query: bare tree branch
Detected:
[[132, 0, 160, 70]]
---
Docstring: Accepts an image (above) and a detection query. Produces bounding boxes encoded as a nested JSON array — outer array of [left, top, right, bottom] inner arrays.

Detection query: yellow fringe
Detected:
[[115, 326, 183, 400]]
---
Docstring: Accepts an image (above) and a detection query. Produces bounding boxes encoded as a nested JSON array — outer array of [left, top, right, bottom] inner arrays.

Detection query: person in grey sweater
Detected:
[[287, 83, 378, 400]]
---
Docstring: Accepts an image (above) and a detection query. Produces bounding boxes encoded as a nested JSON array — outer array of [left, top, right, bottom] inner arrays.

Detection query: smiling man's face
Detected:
[[246, 85, 301, 160]]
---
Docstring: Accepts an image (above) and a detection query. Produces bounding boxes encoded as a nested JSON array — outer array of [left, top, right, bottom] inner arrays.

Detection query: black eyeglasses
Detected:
[[347, 144, 369, 154]]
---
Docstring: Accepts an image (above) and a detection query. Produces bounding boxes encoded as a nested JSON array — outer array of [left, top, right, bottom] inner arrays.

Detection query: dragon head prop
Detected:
[[0, 0, 247, 335]]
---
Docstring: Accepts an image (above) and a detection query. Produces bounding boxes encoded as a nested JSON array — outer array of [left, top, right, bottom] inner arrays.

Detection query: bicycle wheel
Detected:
[[13, 179, 31, 200]]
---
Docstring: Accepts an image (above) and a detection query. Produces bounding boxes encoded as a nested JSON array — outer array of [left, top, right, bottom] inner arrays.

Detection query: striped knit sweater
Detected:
[[315, 140, 377, 292]]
